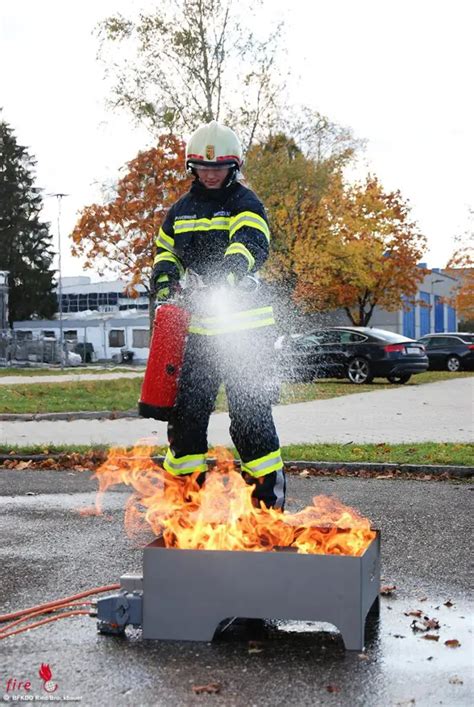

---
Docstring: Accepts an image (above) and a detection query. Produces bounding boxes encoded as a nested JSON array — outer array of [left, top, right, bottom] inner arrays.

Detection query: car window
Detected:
[[457, 335, 474, 344], [296, 334, 323, 347], [319, 331, 343, 344]]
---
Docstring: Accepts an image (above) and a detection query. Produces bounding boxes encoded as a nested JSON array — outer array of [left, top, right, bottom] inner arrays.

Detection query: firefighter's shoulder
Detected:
[[232, 182, 266, 214]]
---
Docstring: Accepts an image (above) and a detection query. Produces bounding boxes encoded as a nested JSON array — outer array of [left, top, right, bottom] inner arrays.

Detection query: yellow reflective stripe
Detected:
[[174, 217, 230, 232], [225, 242, 255, 271], [229, 211, 270, 242], [189, 318, 275, 335], [153, 252, 185, 276], [189, 307, 275, 335], [154, 227, 176, 254], [242, 449, 283, 477], [196, 306, 273, 324], [163, 450, 207, 475]]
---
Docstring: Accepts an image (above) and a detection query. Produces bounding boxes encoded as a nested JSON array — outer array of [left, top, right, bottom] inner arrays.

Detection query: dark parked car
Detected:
[[276, 326, 429, 384], [417, 332, 474, 371]]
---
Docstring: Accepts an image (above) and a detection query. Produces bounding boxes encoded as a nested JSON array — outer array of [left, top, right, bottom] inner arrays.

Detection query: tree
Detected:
[[0, 119, 57, 326], [71, 133, 189, 301], [293, 174, 427, 326], [445, 223, 474, 328], [246, 114, 362, 287], [96, 0, 283, 150]]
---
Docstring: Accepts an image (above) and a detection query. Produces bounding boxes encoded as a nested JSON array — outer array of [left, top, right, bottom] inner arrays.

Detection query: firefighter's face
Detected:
[[195, 166, 230, 189]]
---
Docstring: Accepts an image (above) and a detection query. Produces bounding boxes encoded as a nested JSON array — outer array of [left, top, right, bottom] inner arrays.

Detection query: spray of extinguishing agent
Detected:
[[138, 276, 261, 421]]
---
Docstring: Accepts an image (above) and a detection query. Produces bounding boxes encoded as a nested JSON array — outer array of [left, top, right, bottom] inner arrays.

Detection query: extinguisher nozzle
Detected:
[[137, 401, 172, 422]]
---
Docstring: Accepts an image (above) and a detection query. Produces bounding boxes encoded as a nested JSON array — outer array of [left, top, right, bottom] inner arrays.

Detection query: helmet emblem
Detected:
[[205, 144, 215, 160]]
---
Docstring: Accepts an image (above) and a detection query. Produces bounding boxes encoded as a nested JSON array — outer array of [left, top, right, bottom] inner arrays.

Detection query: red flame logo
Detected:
[[38, 664, 58, 693], [39, 664, 52, 682]]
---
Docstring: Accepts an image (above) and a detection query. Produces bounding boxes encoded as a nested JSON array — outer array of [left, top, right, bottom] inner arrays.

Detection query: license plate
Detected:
[[407, 346, 422, 355]]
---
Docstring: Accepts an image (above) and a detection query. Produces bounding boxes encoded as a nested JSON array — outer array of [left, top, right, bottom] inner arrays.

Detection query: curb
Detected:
[[0, 410, 138, 422], [0, 453, 472, 478]]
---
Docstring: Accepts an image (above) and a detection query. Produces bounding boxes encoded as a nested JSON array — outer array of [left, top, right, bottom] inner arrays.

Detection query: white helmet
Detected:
[[186, 120, 243, 171]]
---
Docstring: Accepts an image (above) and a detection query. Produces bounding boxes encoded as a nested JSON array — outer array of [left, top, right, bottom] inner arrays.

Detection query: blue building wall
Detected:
[[419, 292, 431, 335], [402, 302, 416, 338], [434, 296, 444, 332]]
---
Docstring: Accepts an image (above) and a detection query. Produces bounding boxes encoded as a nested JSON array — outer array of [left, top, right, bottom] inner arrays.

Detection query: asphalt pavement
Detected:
[[0, 377, 472, 447], [0, 471, 472, 706]]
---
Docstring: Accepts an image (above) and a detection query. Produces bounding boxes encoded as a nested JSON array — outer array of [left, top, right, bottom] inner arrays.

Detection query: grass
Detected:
[[0, 366, 144, 377], [0, 370, 472, 415], [0, 379, 142, 413], [0, 442, 472, 466]]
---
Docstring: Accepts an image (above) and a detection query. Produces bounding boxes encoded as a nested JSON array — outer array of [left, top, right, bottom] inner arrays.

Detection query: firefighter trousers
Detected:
[[165, 330, 285, 509]]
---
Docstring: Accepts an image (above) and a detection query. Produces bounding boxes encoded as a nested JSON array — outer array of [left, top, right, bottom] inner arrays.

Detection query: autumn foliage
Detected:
[[445, 231, 474, 324], [292, 174, 427, 325], [71, 134, 190, 296]]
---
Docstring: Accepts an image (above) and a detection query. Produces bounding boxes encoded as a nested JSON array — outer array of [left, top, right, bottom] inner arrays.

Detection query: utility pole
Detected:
[[47, 192, 69, 368]]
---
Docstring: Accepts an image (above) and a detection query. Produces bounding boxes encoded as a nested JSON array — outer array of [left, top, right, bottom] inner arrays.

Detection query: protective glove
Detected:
[[154, 274, 180, 302], [222, 253, 248, 288]]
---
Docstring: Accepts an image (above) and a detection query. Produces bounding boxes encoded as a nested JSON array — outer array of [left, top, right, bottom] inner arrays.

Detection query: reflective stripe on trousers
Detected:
[[163, 449, 207, 475]]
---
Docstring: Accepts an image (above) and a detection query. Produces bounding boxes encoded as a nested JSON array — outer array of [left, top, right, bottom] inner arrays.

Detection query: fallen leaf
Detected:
[[423, 617, 440, 630], [14, 460, 33, 470], [357, 653, 369, 660], [449, 676, 463, 684], [404, 610, 422, 617], [380, 584, 396, 596], [411, 620, 428, 632], [192, 683, 221, 695], [444, 639, 461, 648], [444, 600, 454, 608], [326, 685, 340, 693], [422, 634, 439, 641], [299, 470, 310, 478]]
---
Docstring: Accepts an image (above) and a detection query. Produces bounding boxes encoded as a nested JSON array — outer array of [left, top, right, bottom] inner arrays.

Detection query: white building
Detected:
[[13, 310, 150, 362], [59, 276, 149, 314]]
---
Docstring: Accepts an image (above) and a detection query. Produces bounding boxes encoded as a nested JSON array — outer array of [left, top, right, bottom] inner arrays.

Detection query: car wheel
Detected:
[[387, 374, 411, 384], [347, 357, 374, 384], [446, 355, 461, 372]]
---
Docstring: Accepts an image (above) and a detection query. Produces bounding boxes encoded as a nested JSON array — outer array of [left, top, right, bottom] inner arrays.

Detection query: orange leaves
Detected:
[[71, 134, 190, 295], [292, 174, 427, 325]]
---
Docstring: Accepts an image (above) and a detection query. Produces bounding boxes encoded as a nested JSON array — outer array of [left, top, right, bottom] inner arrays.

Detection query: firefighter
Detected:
[[151, 120, 285, 509]]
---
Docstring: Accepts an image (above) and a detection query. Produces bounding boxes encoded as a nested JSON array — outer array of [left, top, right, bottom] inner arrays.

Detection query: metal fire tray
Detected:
[[141, 532, 380, 651]]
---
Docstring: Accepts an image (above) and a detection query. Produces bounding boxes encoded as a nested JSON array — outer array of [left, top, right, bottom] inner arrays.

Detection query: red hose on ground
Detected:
[[0, 584, 120, 623], [0, 601, 93, 635], [0, 610, 91, 639]]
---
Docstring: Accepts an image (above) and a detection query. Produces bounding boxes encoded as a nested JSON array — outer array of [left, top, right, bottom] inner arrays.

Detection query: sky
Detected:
[[1, 0, 473, 280]]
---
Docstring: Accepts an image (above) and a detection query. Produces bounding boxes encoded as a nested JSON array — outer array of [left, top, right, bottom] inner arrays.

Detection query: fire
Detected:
[[90, 446, 376, 556]]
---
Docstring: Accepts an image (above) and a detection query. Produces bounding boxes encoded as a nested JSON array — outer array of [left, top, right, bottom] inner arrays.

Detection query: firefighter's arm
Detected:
[[224, 201, 270, 284], [151, 208, 184, 300]]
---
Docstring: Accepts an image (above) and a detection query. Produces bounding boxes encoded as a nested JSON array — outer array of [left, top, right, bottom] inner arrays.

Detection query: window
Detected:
[[16, 330, 33, 341], [132, 329, 150, 348], [42, 330, 56, 338], [109, 329, 125, 348], [64, 330, 78, 341]]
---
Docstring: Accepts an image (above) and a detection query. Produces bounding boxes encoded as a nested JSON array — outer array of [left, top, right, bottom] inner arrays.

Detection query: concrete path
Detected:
[[0, 370, 144, 385], [0, 378, 472, 446]]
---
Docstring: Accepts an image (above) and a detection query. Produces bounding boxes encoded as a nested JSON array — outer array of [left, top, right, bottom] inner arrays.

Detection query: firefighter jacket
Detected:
[[152, 179, 275, 336]]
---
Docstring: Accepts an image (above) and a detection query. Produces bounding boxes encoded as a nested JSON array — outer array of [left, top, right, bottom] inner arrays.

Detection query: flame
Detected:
[[38, 664, 52, 682], [90, 446, 376, 556]]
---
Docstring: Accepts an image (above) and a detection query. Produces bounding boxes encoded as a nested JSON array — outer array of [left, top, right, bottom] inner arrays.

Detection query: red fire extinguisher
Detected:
[[138, 303, 190, 420]]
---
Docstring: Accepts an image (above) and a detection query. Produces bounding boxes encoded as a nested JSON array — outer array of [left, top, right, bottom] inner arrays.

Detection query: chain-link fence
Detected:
[[0, 330, 78, 367]]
